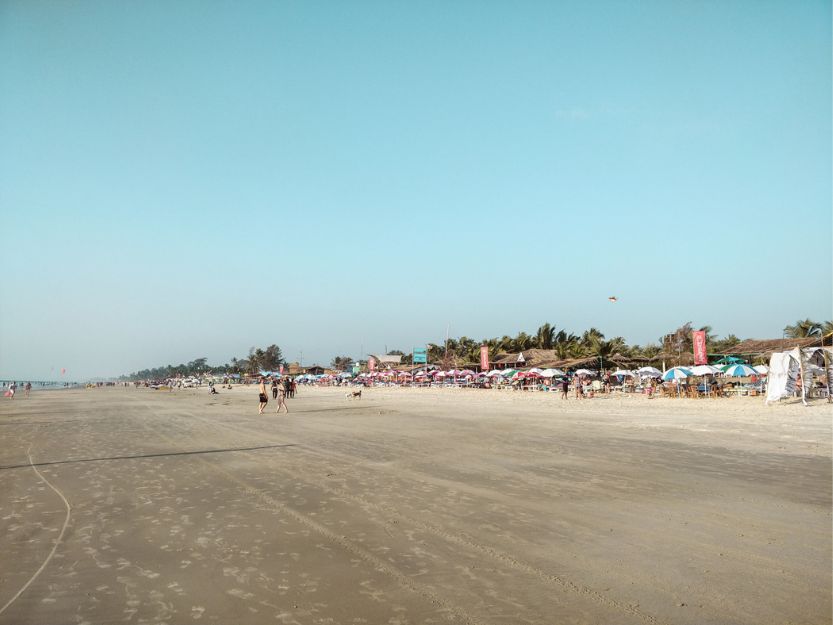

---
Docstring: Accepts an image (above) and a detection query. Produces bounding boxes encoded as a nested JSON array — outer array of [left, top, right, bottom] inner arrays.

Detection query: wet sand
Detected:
[[0, 386, 830, 625]]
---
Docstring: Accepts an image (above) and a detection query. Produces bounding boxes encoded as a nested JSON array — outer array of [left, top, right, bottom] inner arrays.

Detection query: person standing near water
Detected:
[[24, 382, 31, 398]]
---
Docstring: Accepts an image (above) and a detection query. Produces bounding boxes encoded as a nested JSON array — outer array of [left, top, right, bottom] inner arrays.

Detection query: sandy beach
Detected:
[[0, 386, 830, 625]]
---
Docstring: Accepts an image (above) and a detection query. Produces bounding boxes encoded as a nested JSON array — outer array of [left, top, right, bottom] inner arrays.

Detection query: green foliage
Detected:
[[783, 319, 822, 338], [331, 355, 354, 370]]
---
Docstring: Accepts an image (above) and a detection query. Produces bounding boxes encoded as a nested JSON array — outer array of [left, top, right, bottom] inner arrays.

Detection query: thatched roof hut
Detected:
[[716, 337, 830, 358], [492, 349, 559, 368]]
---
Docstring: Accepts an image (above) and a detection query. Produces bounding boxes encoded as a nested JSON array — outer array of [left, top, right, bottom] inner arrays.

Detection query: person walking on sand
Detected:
[[271, 378, 279, 400], [275, 383, 289, 414], [257, 377, 269, 414], [282, 376, 291, 399], [24, 382, 31, 398], [290, 378, 297, 398], [574, 375, 584, 400], [560, 377, 569, 399]]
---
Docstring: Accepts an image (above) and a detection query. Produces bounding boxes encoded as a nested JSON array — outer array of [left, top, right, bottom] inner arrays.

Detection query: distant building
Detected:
[[304, 364, 326, 375]]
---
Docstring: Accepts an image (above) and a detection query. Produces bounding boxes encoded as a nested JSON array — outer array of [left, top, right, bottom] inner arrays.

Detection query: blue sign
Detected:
[[413, 348, 427, 364]]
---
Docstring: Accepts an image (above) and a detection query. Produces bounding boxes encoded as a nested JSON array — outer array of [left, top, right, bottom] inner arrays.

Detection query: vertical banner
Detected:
[[692, 331, 707, 365], [480, 345, 489, 371], [279, 364, 284, 375], [368, 357, 376, 372]]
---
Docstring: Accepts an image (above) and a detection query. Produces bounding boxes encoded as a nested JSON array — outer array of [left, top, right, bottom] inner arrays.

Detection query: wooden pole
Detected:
[[796, 346, 807, 406], [822, 342, 832, 404]]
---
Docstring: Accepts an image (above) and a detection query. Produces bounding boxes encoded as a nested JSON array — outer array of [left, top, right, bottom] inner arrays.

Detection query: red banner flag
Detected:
[[692, 331, 707, 365], [480, 345, 489, 371], [279, 364, 284, 375]]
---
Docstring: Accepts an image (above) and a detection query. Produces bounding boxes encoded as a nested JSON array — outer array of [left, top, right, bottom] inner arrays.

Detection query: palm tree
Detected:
[[535, 323, 555, 349], [783, 319, 822, 338], [512, 332, 533, 352]]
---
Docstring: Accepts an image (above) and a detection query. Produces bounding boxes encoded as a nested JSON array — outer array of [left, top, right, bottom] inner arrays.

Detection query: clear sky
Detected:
[[1, 1, 830, 380]]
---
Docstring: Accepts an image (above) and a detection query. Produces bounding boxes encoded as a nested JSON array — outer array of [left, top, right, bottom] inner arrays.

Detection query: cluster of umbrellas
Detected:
[[661, 363, 763, 382], [354, 368, 575, 381], [295, 372, 355, 381], [607, 364, 766, 382], [303, 362, 769, 385]]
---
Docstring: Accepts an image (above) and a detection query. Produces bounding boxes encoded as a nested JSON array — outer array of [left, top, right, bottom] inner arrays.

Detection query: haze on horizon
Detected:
[[1, 1, 830, 380]]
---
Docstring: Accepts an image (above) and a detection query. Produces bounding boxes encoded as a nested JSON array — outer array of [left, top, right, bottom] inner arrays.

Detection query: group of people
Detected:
[[257, 376, 295, 414], [553, 373, 612, 400], [3, 381, 31, 399]]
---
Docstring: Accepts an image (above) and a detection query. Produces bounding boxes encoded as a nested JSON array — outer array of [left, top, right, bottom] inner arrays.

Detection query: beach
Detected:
[[0, 386, 830, 625]]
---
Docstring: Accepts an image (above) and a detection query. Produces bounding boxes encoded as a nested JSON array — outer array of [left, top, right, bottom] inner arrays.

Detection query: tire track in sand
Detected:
[[0, 446, 72, 617]]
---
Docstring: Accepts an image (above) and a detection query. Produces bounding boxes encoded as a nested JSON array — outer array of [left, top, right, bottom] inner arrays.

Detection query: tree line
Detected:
[[120, 345, 285, 381], [121, 318, 830, 379], [332, 318, 831, 370]]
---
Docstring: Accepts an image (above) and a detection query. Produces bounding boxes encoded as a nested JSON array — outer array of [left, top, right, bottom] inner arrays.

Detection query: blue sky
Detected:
[[1, 0, 830, 379]]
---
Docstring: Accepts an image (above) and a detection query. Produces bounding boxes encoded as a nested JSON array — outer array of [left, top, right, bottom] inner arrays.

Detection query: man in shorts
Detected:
[[560, 377, 569, 399], [257, 377, 269, 414]]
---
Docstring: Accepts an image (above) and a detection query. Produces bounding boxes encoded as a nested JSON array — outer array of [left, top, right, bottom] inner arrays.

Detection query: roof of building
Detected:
[[716, 337, 830, 355]]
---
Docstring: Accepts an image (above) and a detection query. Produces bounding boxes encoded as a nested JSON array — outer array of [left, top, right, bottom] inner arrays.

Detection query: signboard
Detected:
[[480, 345, 489, 371], [692, 331, 707, 365], [352, 364, 360, 375], [413, 348, 427, 364], [368, 357, 376, 372]]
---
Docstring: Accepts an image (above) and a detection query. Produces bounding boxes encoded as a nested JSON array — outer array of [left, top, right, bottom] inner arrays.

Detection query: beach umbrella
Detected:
[[459, 369, 476, 376], [753, 365, 768, 375], [721, 364, 756, 377], [501, 369, 518, 377], [540, 368, 565, 378], [714, 356, 746, 365], [527, 367, 544, 374], [611, 369, 635, 377], [637, 366, 662, 377], [690, 365, 721, 376], [662, 367, 693, 381], [575, 369, 596, 377]]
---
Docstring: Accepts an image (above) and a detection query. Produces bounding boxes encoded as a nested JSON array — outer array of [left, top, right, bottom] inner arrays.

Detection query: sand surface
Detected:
[[0, 386, 830, 625]]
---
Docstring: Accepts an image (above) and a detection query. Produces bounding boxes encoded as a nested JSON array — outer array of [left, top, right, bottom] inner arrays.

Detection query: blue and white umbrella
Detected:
[[662, 367, 693, 381], [721, 364, 756, 377]]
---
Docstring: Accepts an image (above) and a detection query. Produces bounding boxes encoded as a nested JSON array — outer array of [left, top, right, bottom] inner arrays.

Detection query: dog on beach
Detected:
[[346, 389, 362, 400]]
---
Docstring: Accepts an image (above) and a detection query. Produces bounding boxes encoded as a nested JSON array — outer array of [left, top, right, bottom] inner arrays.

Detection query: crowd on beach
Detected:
[[295, 367, 774, 399], [2, 381, 31, 399]]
